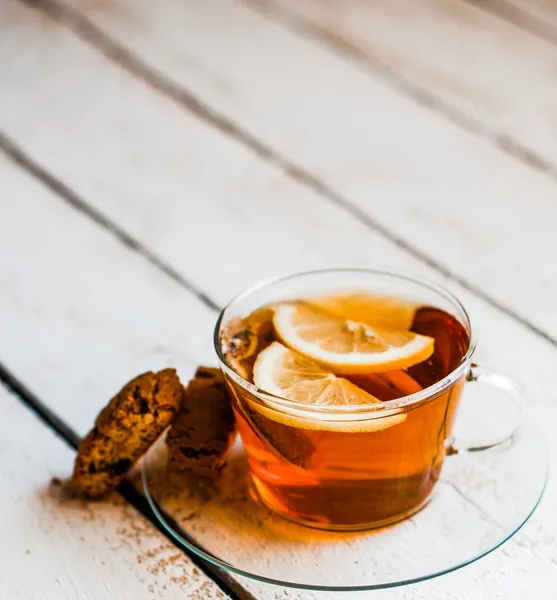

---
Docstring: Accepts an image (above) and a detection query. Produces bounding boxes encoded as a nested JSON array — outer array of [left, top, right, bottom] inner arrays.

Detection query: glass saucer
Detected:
[[141, 414, 547, 591]]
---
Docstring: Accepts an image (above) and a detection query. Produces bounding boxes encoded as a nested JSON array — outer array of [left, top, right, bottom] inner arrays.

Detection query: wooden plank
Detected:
[[0, 1, 556, 596], [0, 384, 227, 600], [28, 0, 557, 341]]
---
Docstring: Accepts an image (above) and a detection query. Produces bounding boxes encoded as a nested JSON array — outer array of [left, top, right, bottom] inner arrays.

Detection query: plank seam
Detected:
[[0, 132, 219, 313], [464, 0, 557, 48], [0, 365, 251, 600], [240, 0, 557, 182]]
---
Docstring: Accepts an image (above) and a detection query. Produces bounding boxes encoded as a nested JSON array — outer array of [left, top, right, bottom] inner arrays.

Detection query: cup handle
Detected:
[[446, 363, 522, 456]]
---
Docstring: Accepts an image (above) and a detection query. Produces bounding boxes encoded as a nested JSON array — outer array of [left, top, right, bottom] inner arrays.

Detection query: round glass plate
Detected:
[[141, 414, 547, 591]]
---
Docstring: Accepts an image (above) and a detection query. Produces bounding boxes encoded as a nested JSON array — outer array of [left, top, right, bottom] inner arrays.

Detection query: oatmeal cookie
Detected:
[[72, 369, 183, 498]]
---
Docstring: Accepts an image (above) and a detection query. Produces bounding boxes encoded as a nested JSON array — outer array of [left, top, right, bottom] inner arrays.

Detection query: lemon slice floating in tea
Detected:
[[273, 303, 434, 374], [310, 292, 417, 331], [254, 342, 381, 406], [253, 342, 407, 432]]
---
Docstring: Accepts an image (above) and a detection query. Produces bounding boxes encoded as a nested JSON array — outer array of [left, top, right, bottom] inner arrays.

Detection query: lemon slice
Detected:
[[254, 342, 381, 406], [310, 292, 417, 331], [274, 303, 434, 374], [252, 342, 407, 432]]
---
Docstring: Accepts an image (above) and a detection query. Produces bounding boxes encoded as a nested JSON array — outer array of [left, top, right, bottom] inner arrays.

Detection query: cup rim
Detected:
[[214, 268, 476, 419]]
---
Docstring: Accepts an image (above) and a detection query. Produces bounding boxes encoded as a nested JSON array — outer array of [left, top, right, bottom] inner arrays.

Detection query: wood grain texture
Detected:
[[22, 0, 557, 342], [476, 0, 557, 39], [0, 384, 227, 600]]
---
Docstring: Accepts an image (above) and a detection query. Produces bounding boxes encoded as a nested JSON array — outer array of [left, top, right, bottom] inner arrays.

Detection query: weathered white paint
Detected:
[[0, 384, 227, 600], [1, 0, 557, 598], [33, 0, 557, 338]]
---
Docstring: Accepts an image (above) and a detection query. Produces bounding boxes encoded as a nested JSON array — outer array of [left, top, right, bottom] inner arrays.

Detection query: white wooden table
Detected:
[[1, 0, 557, 597]]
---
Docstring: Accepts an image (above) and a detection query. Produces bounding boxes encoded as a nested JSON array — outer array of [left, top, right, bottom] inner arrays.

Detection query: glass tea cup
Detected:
[[214, 269, 521, 531]]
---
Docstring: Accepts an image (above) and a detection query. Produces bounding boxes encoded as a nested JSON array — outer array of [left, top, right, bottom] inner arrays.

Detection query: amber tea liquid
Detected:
[[221, 294, 470, 530]]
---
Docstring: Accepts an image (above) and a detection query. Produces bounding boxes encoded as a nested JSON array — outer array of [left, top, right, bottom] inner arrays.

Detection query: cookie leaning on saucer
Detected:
[[72, 369, 183, 498]]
